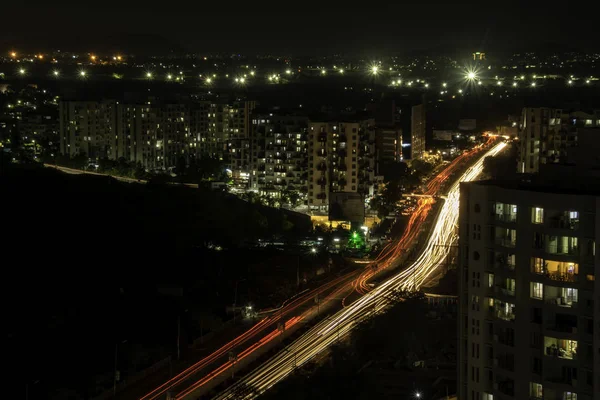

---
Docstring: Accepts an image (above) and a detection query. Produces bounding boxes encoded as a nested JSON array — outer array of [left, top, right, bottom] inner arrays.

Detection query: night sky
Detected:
[[2, 1, 599, 55]]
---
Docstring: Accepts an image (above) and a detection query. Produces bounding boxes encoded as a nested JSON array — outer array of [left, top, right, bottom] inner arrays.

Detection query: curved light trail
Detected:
[[213, 141, 506, 400]]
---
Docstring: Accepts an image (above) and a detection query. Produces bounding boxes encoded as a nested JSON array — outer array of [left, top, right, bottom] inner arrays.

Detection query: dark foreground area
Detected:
[[2, 161, 320, 400]]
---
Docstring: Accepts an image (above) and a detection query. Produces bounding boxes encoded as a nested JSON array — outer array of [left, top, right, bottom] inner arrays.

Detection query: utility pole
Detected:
[[177, 315, 181, 360]]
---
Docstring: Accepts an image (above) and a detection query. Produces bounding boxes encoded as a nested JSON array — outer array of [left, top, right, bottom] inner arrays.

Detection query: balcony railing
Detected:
[[494, 308, 516, 322], [545, 243, 578, 255], [495, 262, 516, 272], [493, 213, 517, 223], [544, 297, 577, 308], [494, 285, 515, 296], [495, 237, 516, 247], [546, 271, 577, 283]]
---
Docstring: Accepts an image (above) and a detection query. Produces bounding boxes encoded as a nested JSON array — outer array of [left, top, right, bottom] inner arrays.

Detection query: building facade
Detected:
[[458, 175, 599, 400], [59, 99, 255, 172], [410, 104, 426, 160], [517, 108, 600, 174], [249, 113, 308, 196], [307, 120, 376, 211]]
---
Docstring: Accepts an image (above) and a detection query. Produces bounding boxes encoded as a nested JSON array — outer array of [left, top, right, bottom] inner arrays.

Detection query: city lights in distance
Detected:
[[10, 51, 17, 58], [568, 80, 573, 85], [442, 82, 447, 87], [586, 79, 590, 84], [477, 81, 482, 85], [458, 89, 463, 93], [18, 68, 26, 75], [531, 82, 536, 87], [206, 77, 212, 84], [90, 54, 97, 61], [513, 82, 518, 87], [79, 70, 87, 77], [146, 72, 153, 79], [339, 69, 344, 74], [285, 69, 292, 75], [467, 71, 476, 80], [370, 65, 379, 75], [53, 70, 60, 77], [497, 81, 502, 86], [167, 74, 173, 80], [321, 69, 326, 75], [239, 77, 246, 84], [250, 71, 255, 76]]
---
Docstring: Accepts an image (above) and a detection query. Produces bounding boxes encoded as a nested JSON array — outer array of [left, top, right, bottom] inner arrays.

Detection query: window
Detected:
[[482, 393, 493, 400], [530, 282, 543, 299], [488, 273, 494, 288], [563, 392, 577, 400], [529, 382, 543, 399], [532, 207, 544, 224]]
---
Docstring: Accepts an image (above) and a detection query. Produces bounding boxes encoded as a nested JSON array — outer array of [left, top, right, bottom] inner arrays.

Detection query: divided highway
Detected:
[[213, 141, 506, 400]]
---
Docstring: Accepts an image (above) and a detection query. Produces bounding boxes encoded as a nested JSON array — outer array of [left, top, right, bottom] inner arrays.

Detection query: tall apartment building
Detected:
[[307, 120, 376, 211], [59, 100, 116, 159], [59, 99, 254, 171], [409, 104, 426, 160], [375, 127, 403, 166], [517, 108, 600, 173], [249, 113, 308, 196], [458, 170, 599, 400]]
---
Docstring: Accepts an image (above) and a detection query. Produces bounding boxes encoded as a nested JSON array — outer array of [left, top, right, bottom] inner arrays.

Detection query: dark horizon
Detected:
[[3, 1, 600, 56]]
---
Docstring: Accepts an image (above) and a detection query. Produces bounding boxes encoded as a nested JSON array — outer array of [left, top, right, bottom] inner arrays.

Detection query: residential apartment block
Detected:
[[249, 113, 308, 196], [307, 120, 376, 211], [458, 170, 599, 400], [517, 108, 600, 173], [410, 104, 426, 160], [59, 99, 254, 171]]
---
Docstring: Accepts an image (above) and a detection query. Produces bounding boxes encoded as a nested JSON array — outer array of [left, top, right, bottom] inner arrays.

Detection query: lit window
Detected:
[[530, 282, 543, 299], [532, 207, 544, 224], [529, 382, 543, 399]]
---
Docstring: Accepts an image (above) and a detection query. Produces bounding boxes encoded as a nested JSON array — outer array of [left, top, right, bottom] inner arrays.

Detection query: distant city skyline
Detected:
[[3, 1, 599, 56]]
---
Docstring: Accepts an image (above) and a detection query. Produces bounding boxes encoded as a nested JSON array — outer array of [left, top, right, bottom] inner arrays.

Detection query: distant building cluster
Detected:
[[57, 98, 427, 209]]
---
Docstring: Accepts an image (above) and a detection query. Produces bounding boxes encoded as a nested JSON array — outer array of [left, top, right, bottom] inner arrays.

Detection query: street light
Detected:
[[370, 65, 379, 75], [467, 71, 476, 80], [311, 247, 317, 254], [79, 70, 87, 78], [339, 68, 344, 74], [18, 68, 26, 75], [415, 391, 421, 398], [167, 74, 173, 80], [53, 70, 60, 77], [513, 82, 518, 87], [205, 77, 212, 84], [531, 82, 536, 87], [442, 82, 447, 87]]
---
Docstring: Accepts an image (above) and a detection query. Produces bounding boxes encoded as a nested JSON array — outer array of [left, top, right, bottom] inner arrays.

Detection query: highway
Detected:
[[134, 139, 500, 400], [212, 141, 506, 400]]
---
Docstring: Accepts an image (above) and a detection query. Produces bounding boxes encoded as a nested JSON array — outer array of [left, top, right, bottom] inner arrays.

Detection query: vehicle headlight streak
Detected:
[[213, 142, 506, 400]]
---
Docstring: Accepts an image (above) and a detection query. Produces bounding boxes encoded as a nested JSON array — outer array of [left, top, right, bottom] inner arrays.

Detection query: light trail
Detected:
[[212, 141, 506, 400], [140, 265, 359, 400]]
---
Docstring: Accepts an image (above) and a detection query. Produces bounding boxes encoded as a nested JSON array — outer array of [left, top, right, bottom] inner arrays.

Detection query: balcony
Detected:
[[544, 297, 577, 308], [546, 270, 578, 283], [317, 177, 327, 186], [495, 237, 517, 248], [494, 285, 515, 297], [496, 261, 516, 272], [494, 307, 516, 322], [493, 213, 517, 223], [318, 163, 327, 171]]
